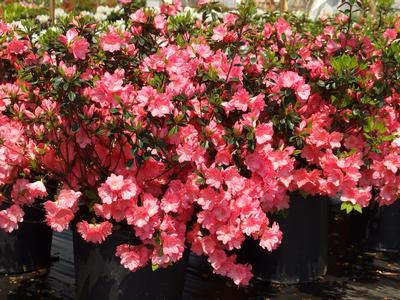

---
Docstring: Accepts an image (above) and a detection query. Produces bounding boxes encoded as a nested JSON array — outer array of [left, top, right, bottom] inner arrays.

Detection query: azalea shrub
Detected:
[[0, 0, 399, 286]]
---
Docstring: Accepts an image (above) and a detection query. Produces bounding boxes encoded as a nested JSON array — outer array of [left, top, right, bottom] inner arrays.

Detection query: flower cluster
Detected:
[[0, 0, 399, 286]]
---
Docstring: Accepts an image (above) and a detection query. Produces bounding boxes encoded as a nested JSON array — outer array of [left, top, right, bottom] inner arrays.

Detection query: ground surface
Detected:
[[0, 211, 399, 300]]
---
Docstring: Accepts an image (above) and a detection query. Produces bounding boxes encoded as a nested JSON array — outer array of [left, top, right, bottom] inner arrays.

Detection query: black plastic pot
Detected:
[[73, 227, 188, 300], [366, 200, 400, 252], [242, 194, 328, 284], [0, 204, 53, 274]]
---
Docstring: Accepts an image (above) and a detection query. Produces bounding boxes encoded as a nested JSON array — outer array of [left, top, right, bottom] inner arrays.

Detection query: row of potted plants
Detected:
[[0, 0, 399, 298]]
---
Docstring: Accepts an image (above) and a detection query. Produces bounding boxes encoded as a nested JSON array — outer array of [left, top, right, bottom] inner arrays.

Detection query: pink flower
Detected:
[[326, 40, 341, 55], [76, 220, 113, 243], [340, 186, 372, 207], [59, 61, 77, 79], [370, 61, 383, 80], [383, 28, 397, 44], [335, 13, 349, 24], [57, 189, 82, 211], [161, 180, 189, 213], [60, 29, 89, 60], [154, 15, 167, 34], [44, 189, 81, 232], [148, 93, 173, 117], [192, 43, 212, 59], [100, 28, 124, 52], [0, 21, 10, 35], [263, 23, 273, 39], [99, 174, 140, 204], [208, 249, 229, 273], [8, 38, 29, 55], [126, 193, 159, 227], [0, 205, 24, 233], [291, 169, 321, 195], [259, 222, 282, 251], [130, 9, 147, 23], [59, 28, 77, 45], [227, 264, 253, 286], [106, 174, 125, 191], [207, 250, 253, 286], [274, 18, 292, 40], [212, 24, 227, 42], [328, 132, 343, 149], [204, 167, 223, 189], [115, 244, 152, 272], [278, 71, 304, 89], [44, 201, 74, 232], [11, 179, 47, 206], [255, 123, 273, 144], [216, 225, 244, 250], [223, 89, 250, 113], [71, 38, 89, 60], [295, 84, 311, 102], [162, 234, 185, 257], [121, 178, 140, 200]]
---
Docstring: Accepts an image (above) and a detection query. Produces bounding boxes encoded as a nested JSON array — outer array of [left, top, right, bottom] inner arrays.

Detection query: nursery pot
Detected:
[[243, 193, 328, 284], [0, 204, 53, 274], [366, 200, 400, 252], [73, 227, 188, 300]]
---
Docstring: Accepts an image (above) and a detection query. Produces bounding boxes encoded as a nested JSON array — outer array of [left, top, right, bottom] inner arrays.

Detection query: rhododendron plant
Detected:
[[0, 0, 399, 286]]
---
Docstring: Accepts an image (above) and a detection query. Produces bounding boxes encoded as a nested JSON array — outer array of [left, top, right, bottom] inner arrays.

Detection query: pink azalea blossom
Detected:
[[259, 222, 282, 251], [295, 84, 311, 102], [383, 28, 398, 43], [0, 205, 24, 232], [326, 40, 341, 55], [44, 189, 81, 232], [11, 179, 47, 206], [279, 71, 304, 89], [71, 38, 89, 60], [115, 244, 152, 272], [100, 28, 124, 52], [212, 24, 227, 42], [60, 29, 89, 60], [255, 123, 274, 144], [44, 201, 74, 232], [130, 9, 147, 23], [77, 220, 113, 243], [274, 18, 292, 40], [154, 15, 167, 34], [8, 38, 29, 55]]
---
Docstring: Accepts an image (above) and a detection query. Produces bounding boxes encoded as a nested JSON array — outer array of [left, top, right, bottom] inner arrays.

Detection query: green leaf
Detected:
[[126, 159, 134, 169], [110, 108, 119, 115], [151, 264, 159, 271], [299, 190, 309, 199], [293, 149, 302, 156], [330, 55, 358, 77], [83, 189, 100, 201], [63, 82, 69, 91], [71, 123, 80, 132], [131, 145, 138, 156], [168, 125, 178, 137], [68, 91, 76, 102], [353, 204, 362, 214], [126, 125, 136, 132]]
